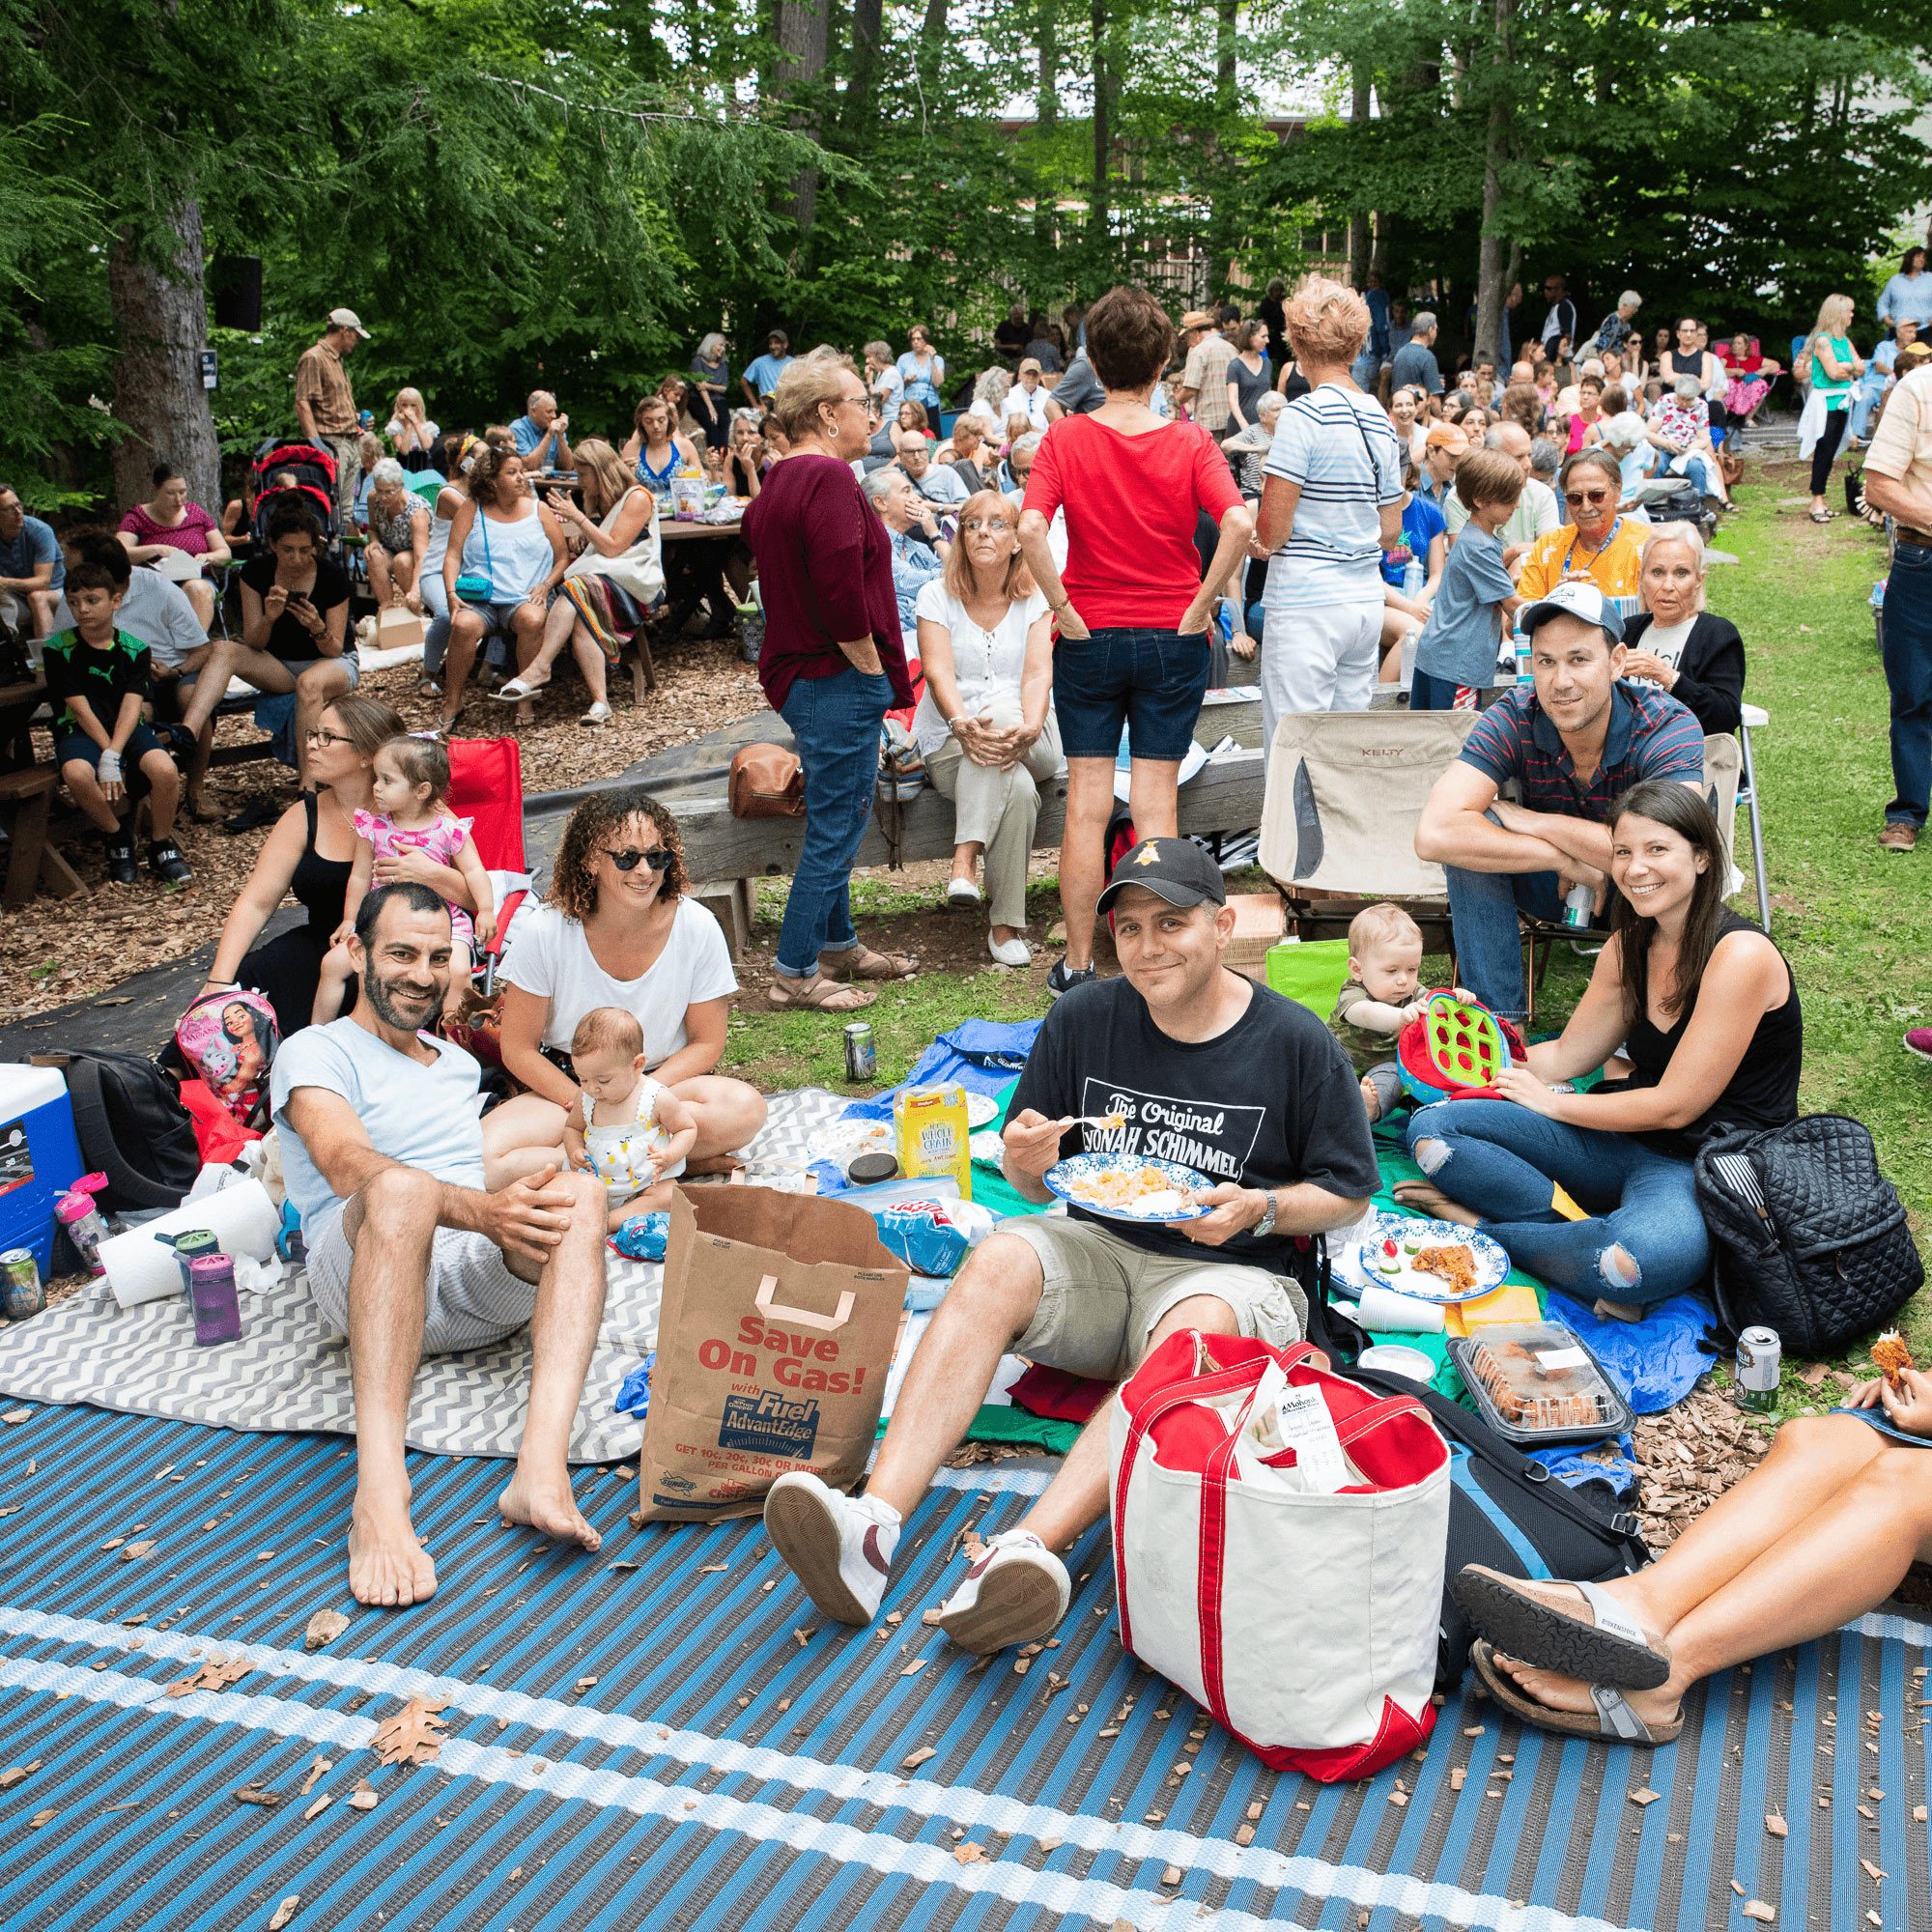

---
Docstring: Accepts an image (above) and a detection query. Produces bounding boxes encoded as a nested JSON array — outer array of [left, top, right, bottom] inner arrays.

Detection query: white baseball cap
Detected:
[[1520, 579, 1627, 644], [327, 307, 371, 338]]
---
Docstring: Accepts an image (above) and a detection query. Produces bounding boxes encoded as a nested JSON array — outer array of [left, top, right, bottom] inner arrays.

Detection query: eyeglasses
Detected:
[[603, 846, 670, 872], [961, 519, 1009, 535], [304, 727, 346, 747], [1563, 490, 1612, 506]]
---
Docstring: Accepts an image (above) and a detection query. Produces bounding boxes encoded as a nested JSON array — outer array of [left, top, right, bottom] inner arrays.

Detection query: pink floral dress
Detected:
[[352, 809, 477, 946]]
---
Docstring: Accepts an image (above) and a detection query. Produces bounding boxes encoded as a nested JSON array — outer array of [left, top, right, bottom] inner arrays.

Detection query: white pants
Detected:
[[1258, 595, 1384, 752], [925, 717, 1064, 929]]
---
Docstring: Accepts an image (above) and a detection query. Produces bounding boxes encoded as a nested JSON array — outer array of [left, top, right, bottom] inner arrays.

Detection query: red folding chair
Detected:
[[444, 734, 533, 998]]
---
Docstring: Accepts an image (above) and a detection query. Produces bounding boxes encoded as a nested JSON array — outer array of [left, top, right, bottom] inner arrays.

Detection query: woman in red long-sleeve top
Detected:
[[742, 354, 919, 1010]]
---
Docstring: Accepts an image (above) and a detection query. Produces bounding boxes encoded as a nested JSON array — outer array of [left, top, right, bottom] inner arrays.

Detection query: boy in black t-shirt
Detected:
[[41, 559, 192, 884], [764, 838, 1379, 1657]]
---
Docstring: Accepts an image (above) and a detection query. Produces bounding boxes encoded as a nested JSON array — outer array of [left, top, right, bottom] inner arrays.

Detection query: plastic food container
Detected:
[[1446, 1321, 1633, 1445]]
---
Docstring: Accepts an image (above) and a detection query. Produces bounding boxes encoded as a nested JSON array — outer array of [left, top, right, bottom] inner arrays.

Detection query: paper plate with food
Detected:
[[1045, 1152, 1214, 1224], [1334, 1209, 1509, 1303]]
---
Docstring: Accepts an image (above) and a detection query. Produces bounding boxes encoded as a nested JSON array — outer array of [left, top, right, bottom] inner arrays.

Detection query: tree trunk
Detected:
[[1090, 0, 1111, 254], [1035, 5, 1059, 252], [773, 0, 829, 241], [842, 0, 882, 133], [919, 0, 948, 112], [1348, 60, 1374, 286], [1211, 0, 1238, 290], [1471, 0, 1514, 367], [108, 197, 219, 518]]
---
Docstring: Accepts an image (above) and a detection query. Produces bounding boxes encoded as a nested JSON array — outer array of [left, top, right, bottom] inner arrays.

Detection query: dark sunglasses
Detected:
[[603, 845, 669, 872], [1563, 490, 1612, 506]]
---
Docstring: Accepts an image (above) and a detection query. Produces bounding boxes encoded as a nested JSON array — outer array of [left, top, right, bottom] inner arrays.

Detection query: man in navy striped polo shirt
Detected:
[[1415, 581, 1705, 1018]]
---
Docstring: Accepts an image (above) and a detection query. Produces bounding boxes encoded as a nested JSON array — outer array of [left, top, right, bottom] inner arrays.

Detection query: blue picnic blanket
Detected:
[[842, 1018, 1042, 1120], [1547, 1289, 1719, 1414]]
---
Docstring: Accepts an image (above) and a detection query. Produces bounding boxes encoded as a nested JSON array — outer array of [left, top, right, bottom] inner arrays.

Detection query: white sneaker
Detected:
[[763, 1470, 899, 1625], [987, 932, 1033, 968], [933, 1530, 1069, 1654]]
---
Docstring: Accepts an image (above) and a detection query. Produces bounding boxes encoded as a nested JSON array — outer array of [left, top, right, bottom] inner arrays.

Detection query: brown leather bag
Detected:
[[728, 742, 806, 818]]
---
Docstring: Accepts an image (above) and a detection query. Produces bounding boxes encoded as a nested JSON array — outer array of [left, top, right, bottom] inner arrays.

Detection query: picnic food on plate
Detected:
[[1066, 1162, 1190, 1217], [1413, 1243, 1478, 1296], [1872, 1329, 1915, 1388]]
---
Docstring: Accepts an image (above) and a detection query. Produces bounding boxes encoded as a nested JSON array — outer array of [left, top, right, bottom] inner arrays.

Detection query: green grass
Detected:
[[722, 458, 1929, 1398]]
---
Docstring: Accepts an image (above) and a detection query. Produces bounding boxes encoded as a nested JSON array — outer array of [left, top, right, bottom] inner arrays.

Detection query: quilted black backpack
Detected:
[[1694, 1115, 1923, 1357]]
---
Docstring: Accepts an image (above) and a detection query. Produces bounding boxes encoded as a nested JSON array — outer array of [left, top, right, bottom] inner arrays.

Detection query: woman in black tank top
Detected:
[[1397, 781, 1800, 1310]]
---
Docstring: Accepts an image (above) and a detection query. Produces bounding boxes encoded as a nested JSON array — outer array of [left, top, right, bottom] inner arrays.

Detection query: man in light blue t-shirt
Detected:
[[0, 485, 64, 637], [271, 883, 610, 1611], [741, 329, 795, 409], [507, 389, 571, 471]]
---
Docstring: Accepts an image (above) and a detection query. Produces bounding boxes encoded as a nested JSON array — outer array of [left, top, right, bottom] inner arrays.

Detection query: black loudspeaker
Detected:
[[212, 255, 263, 333]]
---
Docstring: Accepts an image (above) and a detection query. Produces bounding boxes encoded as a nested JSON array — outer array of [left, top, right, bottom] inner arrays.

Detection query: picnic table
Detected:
[[0, 674, 85, 907]]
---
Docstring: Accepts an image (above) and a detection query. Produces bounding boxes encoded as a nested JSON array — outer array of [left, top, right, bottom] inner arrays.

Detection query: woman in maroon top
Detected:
[[742, 354, 919, 1011], [1017, 284, 1254, 997]]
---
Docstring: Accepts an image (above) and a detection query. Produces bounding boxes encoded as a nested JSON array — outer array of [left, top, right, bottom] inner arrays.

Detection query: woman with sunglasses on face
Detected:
[[1513, 449, 1645, 603], [482, 785, 768, 1182]]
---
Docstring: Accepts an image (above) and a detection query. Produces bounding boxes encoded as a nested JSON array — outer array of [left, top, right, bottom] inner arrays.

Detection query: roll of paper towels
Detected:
[[1354, 1283, 1447, 1334], [101, 1179, 282, 1310]]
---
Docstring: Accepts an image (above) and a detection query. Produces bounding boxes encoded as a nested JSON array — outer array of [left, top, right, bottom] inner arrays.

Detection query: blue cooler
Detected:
[[0, 1064, 86, 1275]]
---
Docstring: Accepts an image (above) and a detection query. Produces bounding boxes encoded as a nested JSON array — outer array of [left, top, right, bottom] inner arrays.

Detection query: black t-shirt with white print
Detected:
[[1008, 973, 1380, 1277]]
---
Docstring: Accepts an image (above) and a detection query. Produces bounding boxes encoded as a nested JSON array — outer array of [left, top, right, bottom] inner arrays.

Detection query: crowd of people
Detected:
[[7, 265, 1927, 1754]]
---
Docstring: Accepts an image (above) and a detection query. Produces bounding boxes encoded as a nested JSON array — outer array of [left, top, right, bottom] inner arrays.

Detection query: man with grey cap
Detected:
[[295, 306, 371, 532], [1415, 580, 1705, 1018], [761, 834, 1378, 1658]]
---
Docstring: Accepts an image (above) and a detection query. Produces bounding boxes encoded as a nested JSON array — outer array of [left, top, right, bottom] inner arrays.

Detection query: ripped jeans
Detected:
[[1405, 1099, 1709, 1306]]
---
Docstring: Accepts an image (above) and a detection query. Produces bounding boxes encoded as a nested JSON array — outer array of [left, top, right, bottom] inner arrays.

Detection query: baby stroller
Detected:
[[248, 440, 340, 550]]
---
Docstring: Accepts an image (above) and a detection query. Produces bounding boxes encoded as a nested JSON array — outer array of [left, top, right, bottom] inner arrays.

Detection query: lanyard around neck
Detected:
[[1564, 516, 1621, 576]]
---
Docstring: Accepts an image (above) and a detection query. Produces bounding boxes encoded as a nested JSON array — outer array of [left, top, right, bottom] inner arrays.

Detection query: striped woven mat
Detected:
[[1, 1403, 1927, 1931]]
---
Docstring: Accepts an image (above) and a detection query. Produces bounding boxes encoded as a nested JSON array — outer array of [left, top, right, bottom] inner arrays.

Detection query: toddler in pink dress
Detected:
[[314, 734, 497, 1023]]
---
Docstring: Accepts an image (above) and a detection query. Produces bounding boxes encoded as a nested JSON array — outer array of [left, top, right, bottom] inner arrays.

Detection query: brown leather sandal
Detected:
[[817, 945, 916, 981], [768, 971, 877, 1012]]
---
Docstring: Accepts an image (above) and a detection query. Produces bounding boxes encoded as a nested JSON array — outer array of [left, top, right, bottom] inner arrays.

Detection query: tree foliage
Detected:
[[0, 0, 1924, 510]]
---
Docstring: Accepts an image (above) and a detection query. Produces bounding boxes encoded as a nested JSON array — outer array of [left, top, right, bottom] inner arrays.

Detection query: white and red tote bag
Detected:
[[1110, 1331, 1450, 1782]]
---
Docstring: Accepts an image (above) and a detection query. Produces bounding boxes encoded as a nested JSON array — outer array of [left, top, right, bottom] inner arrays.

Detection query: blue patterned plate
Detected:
[[1333, 1209, 1510, 1303], [1044, 1152, 1214, 1223]]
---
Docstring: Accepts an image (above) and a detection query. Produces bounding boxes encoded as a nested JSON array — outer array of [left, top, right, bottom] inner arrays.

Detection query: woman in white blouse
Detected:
[[914, 490, 1063, 966]]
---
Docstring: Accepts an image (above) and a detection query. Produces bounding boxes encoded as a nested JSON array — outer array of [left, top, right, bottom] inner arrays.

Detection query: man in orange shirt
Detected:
[[1514, 449, 1645, 602]]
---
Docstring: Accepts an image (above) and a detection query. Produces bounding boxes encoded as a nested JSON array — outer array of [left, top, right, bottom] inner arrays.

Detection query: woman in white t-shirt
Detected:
[[482, 787, 767, 1180], [915, 491, 1063, 967]]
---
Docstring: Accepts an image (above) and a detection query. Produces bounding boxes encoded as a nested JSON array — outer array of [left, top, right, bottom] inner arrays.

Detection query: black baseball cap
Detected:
[[1095, 837, 1227, 916]]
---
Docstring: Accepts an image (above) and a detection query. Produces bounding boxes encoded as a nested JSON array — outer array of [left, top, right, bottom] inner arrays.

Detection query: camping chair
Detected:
[[445, 734, 536, 1000], [1258, 707, 1481, 952], [1736, 704, 1772, 931]]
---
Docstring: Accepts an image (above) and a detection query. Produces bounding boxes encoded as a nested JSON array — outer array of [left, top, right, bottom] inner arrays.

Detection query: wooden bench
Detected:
[[0, 765, 87, 908]]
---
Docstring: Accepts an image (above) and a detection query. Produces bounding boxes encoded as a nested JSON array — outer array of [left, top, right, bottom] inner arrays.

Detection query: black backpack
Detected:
[[1305, 1257, 1651, 1690], [44, 1050, 201, 1211], [1693, 1114, 1923, 1357]]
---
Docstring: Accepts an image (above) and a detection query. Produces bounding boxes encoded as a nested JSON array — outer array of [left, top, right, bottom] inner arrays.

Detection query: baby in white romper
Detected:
[[562, 1007, 697, 1231]]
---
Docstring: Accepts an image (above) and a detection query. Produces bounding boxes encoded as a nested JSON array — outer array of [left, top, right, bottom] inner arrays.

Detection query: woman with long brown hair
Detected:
[[914, 491, 1061, 965], [1397, 781, 1801, 1309], [482, 783, 767, 1179]]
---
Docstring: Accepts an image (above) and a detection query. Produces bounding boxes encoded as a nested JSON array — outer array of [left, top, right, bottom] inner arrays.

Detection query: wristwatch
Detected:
[[1252, 1188, 1278, 1237]]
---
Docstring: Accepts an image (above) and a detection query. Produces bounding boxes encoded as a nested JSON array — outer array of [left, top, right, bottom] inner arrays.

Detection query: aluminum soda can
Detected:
[[1735, 1325, 1781, 1411], [0, 1248, 44, 1321], [842, 1021, 877, 1085]]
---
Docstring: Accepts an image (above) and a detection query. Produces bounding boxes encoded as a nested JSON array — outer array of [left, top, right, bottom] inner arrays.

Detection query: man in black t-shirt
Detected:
[[765, 838, 1379, 1656]]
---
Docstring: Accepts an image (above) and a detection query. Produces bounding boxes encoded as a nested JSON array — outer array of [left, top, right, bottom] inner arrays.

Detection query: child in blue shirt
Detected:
[[1411, 449, 1524, 710]]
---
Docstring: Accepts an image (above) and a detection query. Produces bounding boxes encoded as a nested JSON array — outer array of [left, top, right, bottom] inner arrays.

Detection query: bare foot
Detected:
[[1392, 1179, 1479, 1227], [498, 1469, 602, 1551], [348, 1489, 438, 1607], [1492, 1650, 1682, 1732]]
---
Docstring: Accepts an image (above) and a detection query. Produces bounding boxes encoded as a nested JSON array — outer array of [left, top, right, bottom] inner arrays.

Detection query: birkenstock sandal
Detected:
[[1454, 1569, 1671, 1690]]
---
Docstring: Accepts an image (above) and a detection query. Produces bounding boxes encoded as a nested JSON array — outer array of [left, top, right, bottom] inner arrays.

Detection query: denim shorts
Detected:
[[1053, 626, 1210, 762], [53, 721, 164, 775]]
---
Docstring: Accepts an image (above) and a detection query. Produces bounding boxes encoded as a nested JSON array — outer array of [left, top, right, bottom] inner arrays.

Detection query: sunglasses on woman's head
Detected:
[[602, 845, 669, 872]]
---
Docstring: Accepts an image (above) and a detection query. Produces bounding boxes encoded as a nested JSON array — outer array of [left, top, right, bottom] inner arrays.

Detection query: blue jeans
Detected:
[[421, 574, 450, 679], [1052, 626, 1210, 761], [1884, 538, 1932, 827], [1443, 840, 1563, 1021], [1850, 371, 1889, 441], [1406, 1098, 1709, 1305], [776, 665, 892, 979]]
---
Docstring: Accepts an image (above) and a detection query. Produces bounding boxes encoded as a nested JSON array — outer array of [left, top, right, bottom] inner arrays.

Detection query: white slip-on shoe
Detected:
[[947, 877, 983, 910], [578, 700, 612, 726], [932, 1529, 1069, 1654], [763, 1470, 899, 1626], [987, 932, 1033, 968]]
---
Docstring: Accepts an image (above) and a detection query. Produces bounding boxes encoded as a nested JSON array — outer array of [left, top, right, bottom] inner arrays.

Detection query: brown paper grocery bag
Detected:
[[638, 1185, 909, 1523]]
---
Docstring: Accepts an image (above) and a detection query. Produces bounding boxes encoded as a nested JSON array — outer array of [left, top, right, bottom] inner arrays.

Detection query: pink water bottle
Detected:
[[187, 1253, 243, 1346], [55, 1173, 111, 1276]]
